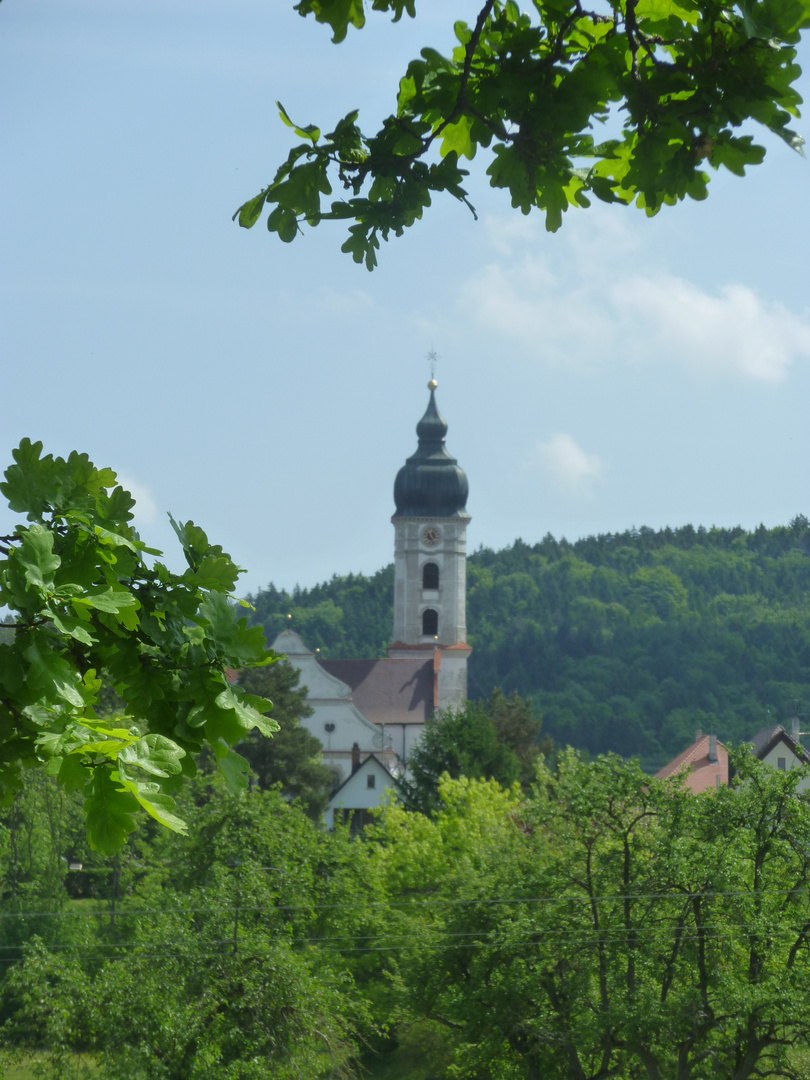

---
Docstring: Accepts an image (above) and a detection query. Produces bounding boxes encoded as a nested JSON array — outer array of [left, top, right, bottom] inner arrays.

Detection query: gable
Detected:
[[271, 630, 353, 700], [326, 755, 404, 812]]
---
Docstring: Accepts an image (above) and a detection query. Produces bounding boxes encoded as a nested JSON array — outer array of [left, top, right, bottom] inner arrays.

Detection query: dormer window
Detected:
[[422, 608, 438, 636], [422, 562, 439, 589]]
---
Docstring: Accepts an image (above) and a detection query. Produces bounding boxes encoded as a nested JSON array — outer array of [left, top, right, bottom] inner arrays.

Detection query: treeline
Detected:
[[247, 564, 394, 659], [245, 518, 810, 768]]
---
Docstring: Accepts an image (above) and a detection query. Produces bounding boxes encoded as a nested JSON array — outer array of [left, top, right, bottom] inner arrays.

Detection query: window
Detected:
[[366, 773, 376, 789], [422, 562, 439, 589], [327, 768, 342, 794], [422, 608, 438, 636], [778, 757, 787, 770]]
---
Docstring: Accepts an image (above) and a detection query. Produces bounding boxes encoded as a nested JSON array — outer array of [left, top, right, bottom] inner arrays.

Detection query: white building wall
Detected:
[[760, 742, 810, 793], [271, 630, 397, 784], [437, 650, 469, 713], [325, 757, 403, 828], [385, 723, 427, 767]]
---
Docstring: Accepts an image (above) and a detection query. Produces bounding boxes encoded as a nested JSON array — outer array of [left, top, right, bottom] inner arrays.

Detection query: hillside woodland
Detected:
[[246, 518, 810, 770]]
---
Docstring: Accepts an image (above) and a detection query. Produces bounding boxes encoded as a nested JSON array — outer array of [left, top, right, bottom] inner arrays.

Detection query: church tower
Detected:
[[389, 380, 471, 711]]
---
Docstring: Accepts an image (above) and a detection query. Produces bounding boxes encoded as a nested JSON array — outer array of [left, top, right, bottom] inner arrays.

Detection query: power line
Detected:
[[2, 918, 808, 959], [2, 924, 808, 961], [2, 885, 810, 920]]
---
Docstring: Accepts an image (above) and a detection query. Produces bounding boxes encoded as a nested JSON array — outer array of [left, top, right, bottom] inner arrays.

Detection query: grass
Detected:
[[0, 1053, 100, 1080]]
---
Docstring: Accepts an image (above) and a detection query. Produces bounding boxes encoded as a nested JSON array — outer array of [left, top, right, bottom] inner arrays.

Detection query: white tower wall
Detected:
[[391, 516, 468, 646]]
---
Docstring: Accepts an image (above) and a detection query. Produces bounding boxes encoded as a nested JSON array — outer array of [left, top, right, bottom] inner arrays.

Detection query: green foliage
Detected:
[[406, 689, 551, 812], [234, 659, 336, 817], [0, 773, 77, 904], [237, 0, 809, 267], [407, 702, 520, 813], [487, 686, 553, 787], [0, 781, 378, 1079], [245, 565, 394, 657], [0, 441, 278, 853], [6, 754, 810, 1077], [367, 752, 810, 1078], [467, 522, 810, 767]]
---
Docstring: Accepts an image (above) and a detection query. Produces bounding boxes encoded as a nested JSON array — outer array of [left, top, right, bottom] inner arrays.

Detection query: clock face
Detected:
[[422, 527, 441, 547]]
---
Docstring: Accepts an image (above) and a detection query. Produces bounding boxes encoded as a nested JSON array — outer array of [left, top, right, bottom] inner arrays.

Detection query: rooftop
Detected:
[[655, 734, 729, 794], [318, 656, 434, 725]]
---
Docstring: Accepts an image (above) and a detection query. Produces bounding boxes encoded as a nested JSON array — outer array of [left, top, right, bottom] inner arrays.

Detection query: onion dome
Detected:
[[393, 382, 469, 518]]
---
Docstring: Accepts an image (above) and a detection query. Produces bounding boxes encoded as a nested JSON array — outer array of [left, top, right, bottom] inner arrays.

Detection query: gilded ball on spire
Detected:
[[428, 378, 438, 390]]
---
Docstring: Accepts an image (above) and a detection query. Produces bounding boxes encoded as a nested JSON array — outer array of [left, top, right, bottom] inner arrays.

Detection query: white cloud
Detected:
[[117, 476, 158, 526], [455, 212, 810, 384], [483, 213, 546, 258], [611, 275, 810, 384], [456, 256, 613, 365], [314, 285, 375, 315], [532, 433, 606, 497]]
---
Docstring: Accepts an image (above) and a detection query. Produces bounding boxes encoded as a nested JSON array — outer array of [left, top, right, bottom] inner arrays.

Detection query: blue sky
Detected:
[[2, 1, 809, 596]]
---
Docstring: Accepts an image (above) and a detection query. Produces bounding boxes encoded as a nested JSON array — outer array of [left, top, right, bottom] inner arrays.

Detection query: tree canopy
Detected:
[[367, 750, 810, 1079], [406, 688, 552, 812], [0, 441, 277, 853], [0, 777, 377, 1079], [237, 659, 336, 817], [5, 747, 810, 1077], [236, 0, 810, 267]]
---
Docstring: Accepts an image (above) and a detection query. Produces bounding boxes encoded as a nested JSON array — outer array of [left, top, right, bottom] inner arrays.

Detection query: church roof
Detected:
[[393, 382, 469, 519], [318, 656, 433, 725]]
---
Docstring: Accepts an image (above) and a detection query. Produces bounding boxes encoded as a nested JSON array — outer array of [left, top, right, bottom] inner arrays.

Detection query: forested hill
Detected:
[[244, 518, 810, 771]]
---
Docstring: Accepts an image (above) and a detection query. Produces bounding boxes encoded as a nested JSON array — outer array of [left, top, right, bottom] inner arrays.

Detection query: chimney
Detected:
[[351, 742, 361, 775], [792, 716, 801, 740], [708, 735, 718, 763], [695, 729, 703, 742]]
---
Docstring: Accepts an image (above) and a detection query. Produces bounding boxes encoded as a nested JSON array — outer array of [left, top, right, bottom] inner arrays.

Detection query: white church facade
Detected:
[[270, 380, 471, 819]]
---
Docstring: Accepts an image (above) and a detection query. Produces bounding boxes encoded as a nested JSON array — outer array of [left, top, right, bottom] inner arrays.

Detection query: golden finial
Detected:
[[427, 349, 438, 390]]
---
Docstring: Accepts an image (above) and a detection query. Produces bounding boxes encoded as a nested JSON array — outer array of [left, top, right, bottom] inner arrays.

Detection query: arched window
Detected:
[[422, 562, 439, 589], [422, 608, 438, 636]]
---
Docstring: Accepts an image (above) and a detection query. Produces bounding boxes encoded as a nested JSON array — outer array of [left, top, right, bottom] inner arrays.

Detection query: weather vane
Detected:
[[427, 349, 438, 387]]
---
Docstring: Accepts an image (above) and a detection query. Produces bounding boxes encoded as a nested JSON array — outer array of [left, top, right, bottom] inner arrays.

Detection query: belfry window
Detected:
[[422, 608, 438, 636], [422, 562, 439, 590]]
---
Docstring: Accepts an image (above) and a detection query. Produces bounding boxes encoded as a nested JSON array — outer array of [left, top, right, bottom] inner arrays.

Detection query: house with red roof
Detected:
[[655, 733, 729, 793], [656, 722, 810, 794]]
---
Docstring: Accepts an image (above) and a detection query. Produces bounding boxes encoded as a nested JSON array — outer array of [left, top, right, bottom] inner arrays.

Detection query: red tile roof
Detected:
[[655, 735, 729, 793]]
